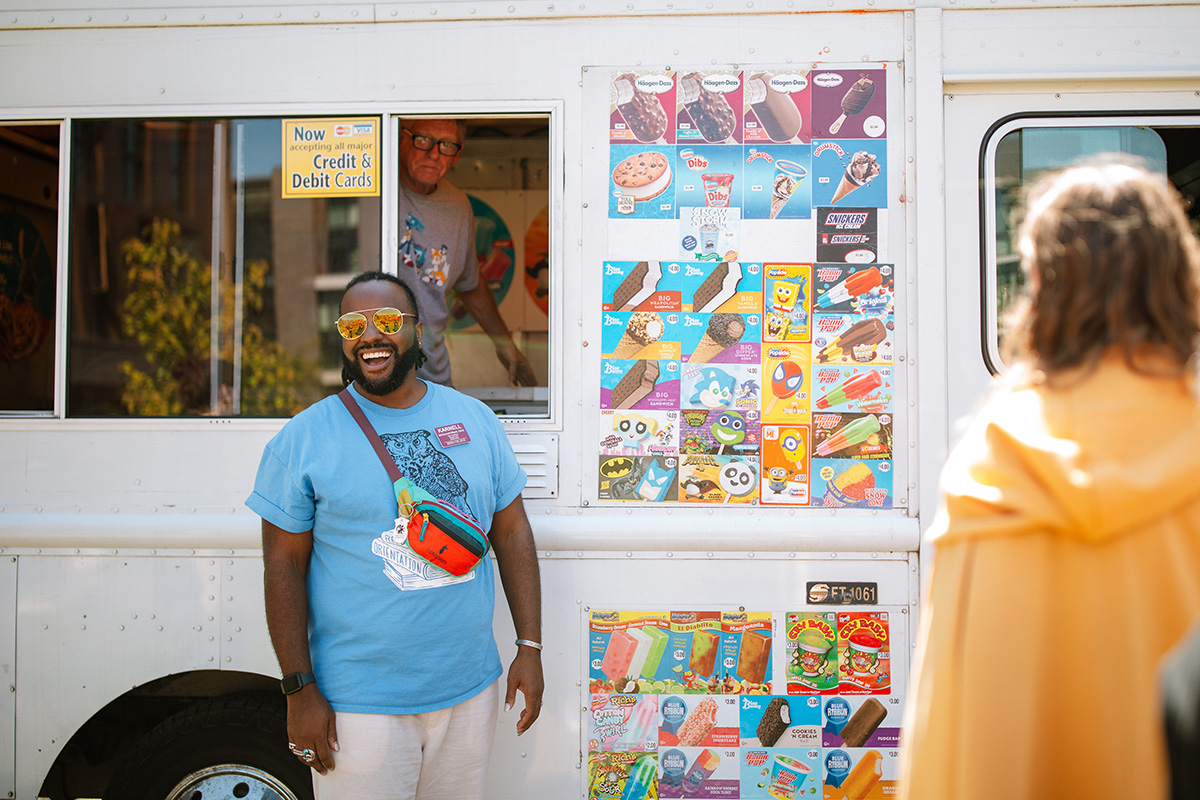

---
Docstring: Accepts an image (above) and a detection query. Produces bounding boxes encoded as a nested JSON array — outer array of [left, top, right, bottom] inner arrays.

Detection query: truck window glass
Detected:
[[416, 117, 550, 417], [67, 117, 382, 417], [985, 119, 1200, 373], [0, 124, 59, 414]]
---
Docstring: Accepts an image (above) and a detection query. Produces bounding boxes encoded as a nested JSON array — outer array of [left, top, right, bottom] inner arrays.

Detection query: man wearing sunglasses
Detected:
[[397, 118, 537, 389], [250, 271, 543, 798]]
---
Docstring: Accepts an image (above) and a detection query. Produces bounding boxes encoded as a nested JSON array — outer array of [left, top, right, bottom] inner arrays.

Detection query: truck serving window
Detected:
[[982, 116, 1200, 374], [415, 116, 550, 418], [0, 123, 59, 414], [64, 115, 551, 418]]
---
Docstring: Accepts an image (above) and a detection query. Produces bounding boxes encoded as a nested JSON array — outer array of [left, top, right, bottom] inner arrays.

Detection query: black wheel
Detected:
[[104, 694, 314, 800]]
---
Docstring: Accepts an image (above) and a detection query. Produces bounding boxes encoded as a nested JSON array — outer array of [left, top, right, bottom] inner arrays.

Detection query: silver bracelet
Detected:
[[515, 638, 543, 651]]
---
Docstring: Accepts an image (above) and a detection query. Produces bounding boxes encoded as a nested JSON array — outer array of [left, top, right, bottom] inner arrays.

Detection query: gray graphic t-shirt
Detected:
[[397, 180, 478, 386]]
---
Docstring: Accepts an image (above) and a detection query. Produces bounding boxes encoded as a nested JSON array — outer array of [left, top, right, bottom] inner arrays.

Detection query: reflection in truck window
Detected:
[[67, 117, 377, 417], [988, 122, 1200, 368], [0, 124, 59, 414]]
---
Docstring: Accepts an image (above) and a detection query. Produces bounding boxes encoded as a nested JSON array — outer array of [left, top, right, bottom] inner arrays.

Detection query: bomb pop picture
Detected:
[[816, 266, 882, 309], [816, 370, 883, 410], [816, 317, 888, 363], [815, 414, 880, 457]]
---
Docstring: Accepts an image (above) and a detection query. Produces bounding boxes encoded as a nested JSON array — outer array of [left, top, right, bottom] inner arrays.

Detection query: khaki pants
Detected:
[[314, 680, 499, 800]]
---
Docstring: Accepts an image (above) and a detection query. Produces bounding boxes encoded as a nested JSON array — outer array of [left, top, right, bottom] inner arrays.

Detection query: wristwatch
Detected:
[[280, 671, 317, 695]]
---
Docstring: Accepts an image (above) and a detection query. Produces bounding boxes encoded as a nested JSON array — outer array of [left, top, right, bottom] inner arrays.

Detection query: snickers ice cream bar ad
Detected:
[[817, 208, 878, 264]]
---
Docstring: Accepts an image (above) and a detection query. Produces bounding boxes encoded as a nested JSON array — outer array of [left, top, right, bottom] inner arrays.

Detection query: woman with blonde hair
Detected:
[[899, 162, 1200, 800]]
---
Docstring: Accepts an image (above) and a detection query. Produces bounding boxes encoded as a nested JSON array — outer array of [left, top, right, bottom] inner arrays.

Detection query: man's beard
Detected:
[[343, 337, 423, 396]]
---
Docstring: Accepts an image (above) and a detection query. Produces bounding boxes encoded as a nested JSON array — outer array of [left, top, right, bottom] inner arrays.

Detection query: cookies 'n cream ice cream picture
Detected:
[[832, 150, 881, 203]]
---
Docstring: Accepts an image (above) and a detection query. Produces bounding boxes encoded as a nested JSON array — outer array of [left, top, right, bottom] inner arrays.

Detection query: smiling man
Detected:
[[248, 271, 543, 799], [397, 118, 536, 388]]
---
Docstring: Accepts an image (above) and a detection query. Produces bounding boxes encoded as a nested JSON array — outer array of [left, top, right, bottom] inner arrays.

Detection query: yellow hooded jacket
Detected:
[[900, 355, 1200, 800]]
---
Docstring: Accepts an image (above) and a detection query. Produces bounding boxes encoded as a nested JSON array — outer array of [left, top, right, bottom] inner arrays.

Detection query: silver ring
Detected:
[[288, 743, 316, 762]]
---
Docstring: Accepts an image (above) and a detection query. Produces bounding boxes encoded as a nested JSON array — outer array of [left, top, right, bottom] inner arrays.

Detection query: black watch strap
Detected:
[[280, 671, 316, 695]]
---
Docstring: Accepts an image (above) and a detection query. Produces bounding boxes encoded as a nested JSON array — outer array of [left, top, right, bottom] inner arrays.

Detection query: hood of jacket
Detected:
[[932, 354, 1200, 545]]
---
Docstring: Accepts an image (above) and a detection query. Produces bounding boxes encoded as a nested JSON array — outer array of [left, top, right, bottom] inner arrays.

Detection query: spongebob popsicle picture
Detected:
[[763, 264, 811, 342]]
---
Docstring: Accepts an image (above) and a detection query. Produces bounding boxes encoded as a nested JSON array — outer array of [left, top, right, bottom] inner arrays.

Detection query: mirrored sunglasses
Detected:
[[336, 307, 417, 340]]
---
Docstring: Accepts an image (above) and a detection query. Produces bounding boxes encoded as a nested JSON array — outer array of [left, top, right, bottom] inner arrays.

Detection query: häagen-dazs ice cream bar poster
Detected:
[[743, 70, 812, 145], [809, 69, 886, 140], [677, 71, 744, 144], [611, 71, 677, 146]]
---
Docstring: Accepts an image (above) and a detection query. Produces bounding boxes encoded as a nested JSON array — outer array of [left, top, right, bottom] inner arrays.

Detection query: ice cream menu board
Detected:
[[599, 65, 896, 508], [587, 609, 903, 799]]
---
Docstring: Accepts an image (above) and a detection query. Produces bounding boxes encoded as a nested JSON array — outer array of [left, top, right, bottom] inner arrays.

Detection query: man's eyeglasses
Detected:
[[402, 128, 462, 156], [336, 307, 417, 340]]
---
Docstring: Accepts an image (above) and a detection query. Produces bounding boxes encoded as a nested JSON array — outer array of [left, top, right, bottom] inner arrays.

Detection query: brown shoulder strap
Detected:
[[337, 388, 404, 483]]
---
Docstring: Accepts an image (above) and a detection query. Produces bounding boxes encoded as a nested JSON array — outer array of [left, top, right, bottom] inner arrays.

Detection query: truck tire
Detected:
[[104, 694, 314, 800]]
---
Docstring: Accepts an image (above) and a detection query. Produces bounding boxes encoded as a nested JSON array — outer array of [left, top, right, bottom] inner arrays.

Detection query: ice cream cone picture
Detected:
[[613, 311, 665, 358], [691, 313, 746, 363], [770, 160, 808, 219], [829, 74, 876, 135], [831, 151, 881, 203]]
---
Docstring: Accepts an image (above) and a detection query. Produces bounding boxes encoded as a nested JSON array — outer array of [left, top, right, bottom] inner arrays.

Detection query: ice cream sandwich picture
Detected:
[[691, 261, 743, 312], [612, 261, 663, 311], [612, 151, 673, 204], [612, 359, 661, 409]]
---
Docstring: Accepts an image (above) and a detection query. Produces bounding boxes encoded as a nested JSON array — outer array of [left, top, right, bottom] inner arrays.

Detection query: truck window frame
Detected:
[[979, 112, 1200, 376]]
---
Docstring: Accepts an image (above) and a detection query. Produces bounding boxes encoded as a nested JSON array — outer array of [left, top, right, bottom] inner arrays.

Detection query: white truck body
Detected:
[[0, 2, 1196, 797]]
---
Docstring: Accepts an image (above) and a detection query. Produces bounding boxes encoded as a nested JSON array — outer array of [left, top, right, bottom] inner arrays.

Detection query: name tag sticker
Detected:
[[435, 423, 471, 448]]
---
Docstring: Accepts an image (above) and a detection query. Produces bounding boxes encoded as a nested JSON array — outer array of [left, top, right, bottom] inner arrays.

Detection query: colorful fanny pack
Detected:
[[338, 388, 489, 577]]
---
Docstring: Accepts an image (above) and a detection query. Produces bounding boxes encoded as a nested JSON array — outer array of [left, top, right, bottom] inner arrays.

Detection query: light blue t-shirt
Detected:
[[247, 381, 526, 714]]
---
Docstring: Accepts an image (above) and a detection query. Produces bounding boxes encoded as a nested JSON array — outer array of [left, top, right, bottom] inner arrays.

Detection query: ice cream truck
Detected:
[[0, 0, 1196, 797]]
